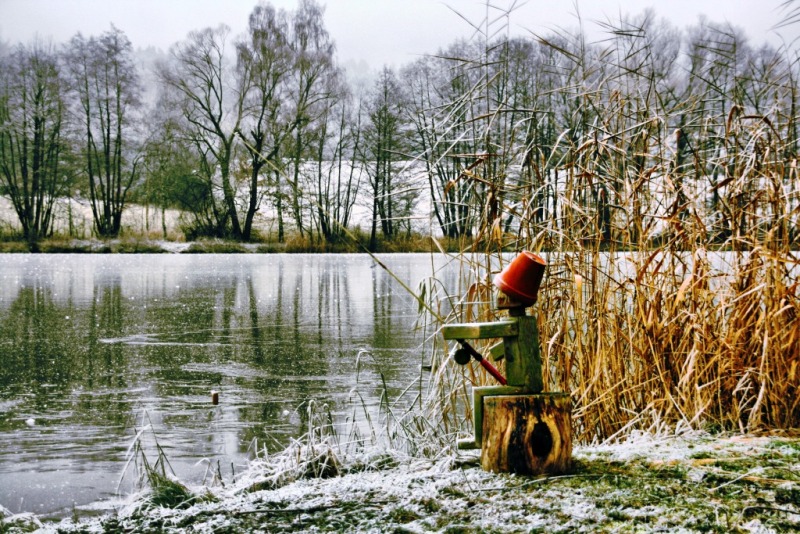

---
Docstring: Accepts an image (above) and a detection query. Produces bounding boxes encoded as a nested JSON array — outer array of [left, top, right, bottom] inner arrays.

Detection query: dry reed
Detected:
[[417, 4, 800, 444]]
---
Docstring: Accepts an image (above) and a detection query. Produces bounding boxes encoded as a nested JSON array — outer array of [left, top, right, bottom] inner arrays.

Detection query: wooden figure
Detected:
[[441, 252, 572, 475]]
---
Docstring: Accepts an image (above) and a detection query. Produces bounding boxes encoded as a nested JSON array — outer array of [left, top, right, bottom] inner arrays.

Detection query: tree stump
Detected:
[[481, 393, 571, 475]]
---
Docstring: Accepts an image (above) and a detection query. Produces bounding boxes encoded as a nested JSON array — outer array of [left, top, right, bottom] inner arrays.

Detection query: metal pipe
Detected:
[[456, 339, 507, 385]]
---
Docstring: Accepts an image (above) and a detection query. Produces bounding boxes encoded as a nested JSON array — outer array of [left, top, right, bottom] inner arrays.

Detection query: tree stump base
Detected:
[[481, 393, 571, 475]]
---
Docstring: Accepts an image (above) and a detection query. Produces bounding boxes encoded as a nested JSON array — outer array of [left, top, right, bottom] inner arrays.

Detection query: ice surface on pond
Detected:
[[0, 253, 451, 517]]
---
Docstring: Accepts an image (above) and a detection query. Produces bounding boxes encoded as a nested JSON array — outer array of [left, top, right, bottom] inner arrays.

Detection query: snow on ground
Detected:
[[0, 196, 185, 239], [5, 430, 799, 533]]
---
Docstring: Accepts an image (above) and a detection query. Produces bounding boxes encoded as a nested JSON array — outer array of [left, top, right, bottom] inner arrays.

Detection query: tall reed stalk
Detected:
[[417, 4, 800, 444]]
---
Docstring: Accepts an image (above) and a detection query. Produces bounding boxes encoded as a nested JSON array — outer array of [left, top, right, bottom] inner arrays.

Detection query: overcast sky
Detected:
[[2, 0, 799, 70]]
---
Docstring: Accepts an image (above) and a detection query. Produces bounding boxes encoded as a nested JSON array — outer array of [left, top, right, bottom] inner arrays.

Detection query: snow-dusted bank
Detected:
[[4, 430, 800, 533]]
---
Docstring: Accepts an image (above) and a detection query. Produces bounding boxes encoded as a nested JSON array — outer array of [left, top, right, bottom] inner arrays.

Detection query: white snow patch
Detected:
[[26, 431, 800, 533]]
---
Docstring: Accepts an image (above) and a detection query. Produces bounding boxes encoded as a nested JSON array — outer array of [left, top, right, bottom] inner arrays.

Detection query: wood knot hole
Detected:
[[530, 421, 553, 458]]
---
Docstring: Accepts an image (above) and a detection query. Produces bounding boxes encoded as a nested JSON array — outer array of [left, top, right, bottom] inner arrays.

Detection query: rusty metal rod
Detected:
[[457, 339, 507, 385]]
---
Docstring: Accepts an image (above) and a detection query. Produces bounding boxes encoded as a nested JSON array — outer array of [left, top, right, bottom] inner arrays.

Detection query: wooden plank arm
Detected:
[[441, 320, 518, 340]]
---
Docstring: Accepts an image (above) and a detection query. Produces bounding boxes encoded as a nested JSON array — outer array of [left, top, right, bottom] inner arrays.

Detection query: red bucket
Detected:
[[493, 251, 546, 306]]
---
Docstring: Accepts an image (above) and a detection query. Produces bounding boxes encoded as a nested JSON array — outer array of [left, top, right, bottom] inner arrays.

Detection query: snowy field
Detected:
[[0, 196, 185, 239]]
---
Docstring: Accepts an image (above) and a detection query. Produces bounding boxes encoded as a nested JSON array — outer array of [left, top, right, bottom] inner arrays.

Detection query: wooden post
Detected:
[[481, 393, 571, 475], [443, 310, 572, 475], [503, 315, 542, 392]]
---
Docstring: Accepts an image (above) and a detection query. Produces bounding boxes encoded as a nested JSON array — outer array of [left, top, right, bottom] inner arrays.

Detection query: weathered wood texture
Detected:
[[481, 393, 571, 475], [503, 315, 542, 392]]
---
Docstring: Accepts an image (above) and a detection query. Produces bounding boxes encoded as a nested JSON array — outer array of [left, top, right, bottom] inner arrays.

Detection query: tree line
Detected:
[[1, 1, 799, 251]]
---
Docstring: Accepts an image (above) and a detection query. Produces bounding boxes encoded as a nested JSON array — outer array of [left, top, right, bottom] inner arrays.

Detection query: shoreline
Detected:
[[4, 430, 799, 533], [0, 237, 451, 255]]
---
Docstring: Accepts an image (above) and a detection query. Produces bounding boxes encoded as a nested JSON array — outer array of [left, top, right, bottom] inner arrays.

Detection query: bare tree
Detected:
[[236, 3, 295, 242], [403, 45, 481, 239], [0, 41, 69, 247], [140, 98, 203, 238], [158, 25, 247, 239], [361, 66, 409, 250], [310, 79, 362, 245], [284, 0, 338, 239], [65, 27, 142, 238]]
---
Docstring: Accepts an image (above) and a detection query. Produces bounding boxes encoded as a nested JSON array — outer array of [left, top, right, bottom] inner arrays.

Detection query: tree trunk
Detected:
[[481, 393, 571, 475], [275, 169, 285, 243]]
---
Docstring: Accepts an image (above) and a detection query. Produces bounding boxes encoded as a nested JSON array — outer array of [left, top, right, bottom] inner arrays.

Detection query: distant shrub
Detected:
[[112, 240, 167, 253], [183, 240, 249, 254], [0, 240, 32, 253]]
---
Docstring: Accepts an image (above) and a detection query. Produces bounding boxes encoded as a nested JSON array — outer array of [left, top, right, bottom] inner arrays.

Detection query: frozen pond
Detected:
[[0, 253, 447, 518]]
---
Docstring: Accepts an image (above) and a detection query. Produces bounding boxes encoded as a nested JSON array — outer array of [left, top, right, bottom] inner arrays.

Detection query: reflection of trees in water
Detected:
[[115, 259, 360, 452], [0, 256, 432, 464], [219, 283, 236, 361], [0, 286, 78, 397], [237, 257, 399, 451], [0, 280, 133, 428], [372, 267, 395, 346], [247, 277, 264, 365], [80, 279, 133, 427], [88, 280, 125, 388], [261, 261, 333, 412]]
